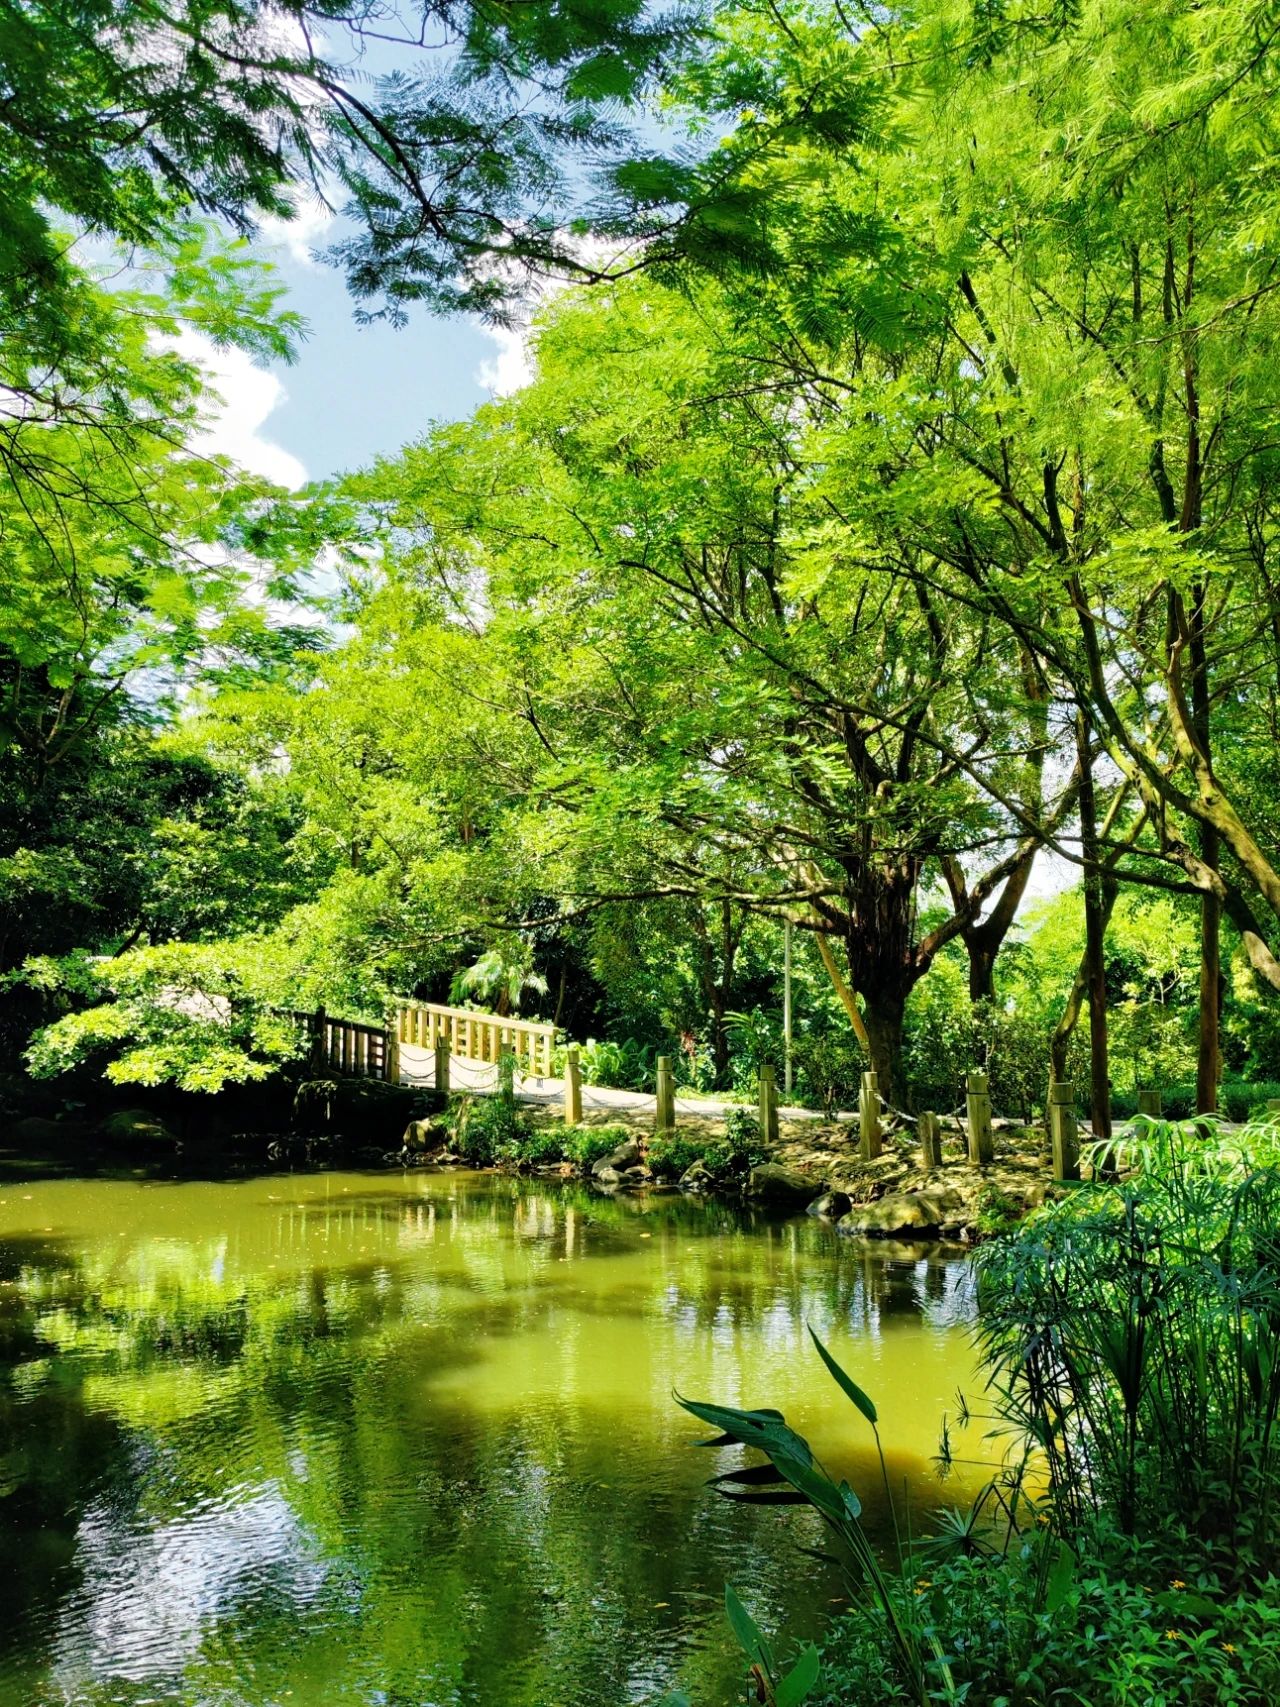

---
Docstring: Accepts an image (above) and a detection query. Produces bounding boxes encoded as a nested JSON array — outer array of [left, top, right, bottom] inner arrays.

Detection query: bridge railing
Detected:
[[283, 1008, 390, 1081], [394, 1000, 557, 1078]]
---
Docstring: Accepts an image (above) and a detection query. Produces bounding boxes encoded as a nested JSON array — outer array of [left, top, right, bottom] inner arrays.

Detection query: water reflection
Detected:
[[0, 1169, 987, 1706]]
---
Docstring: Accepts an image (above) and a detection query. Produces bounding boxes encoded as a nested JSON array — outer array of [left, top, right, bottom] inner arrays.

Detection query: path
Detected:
[[396, 1043, 829, 1124]]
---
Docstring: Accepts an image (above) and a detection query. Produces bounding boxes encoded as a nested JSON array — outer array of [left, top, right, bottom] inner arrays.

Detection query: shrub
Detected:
[[647, 1130, 707, 1181], [721, 1106, 768, 1173], [813, 1527, 1280, 1707], [497, 1125, 566, 1168], [1221, 1079, 1280, 1123], [444, 1093, 531, 1166], [791, 1030, 864, 1115], [563, 1123, 630, 1171], [979, 1119, 1280, 1547]]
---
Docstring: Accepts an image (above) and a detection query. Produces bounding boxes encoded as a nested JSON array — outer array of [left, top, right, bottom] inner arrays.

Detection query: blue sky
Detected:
[[190, 205, 523, 487]]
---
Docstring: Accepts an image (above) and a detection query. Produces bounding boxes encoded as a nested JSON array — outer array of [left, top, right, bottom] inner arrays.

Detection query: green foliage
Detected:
[[21, 941, 305, 1093], [972, 1183, 1022, 1240], [814, 1527, 1280, 1707], [647, 1131, 710, 1183], [563, 1123, 631, 1171], [565, 1037, 658, 1093], [450, 943, 549, 1017], [649, 1110, 767, 1184], [444, 1093, 534, 1167], [980, 1120, 1280, 1546], [790, 1030, 864, 1116]]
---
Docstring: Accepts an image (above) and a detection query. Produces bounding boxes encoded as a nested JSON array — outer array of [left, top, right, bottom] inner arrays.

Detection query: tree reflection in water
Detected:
[[0, 1169, 986, 1707]]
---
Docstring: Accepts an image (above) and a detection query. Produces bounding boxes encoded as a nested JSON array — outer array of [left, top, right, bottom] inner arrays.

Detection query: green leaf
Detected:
[[775, 1645, 820, 1707], [725, 1583, 773, 1678], [1044, 1541, 1075, 1613], [807, 1326, 878, 1425]]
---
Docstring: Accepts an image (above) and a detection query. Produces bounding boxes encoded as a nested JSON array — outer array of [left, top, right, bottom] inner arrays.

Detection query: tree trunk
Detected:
[[1189, 580, 1220, 1114], [1077, 711, 1111, 1142], [861, 988, 906, 1109]]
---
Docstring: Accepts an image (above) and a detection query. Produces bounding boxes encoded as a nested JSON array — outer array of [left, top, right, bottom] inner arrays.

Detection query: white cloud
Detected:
[[473, 234, 628, 398], [172, 328, 307, 489], [476, 321, 537, 396], [259, 192, 337, 268]]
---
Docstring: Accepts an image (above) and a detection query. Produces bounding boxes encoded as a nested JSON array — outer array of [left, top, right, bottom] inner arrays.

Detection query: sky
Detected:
[[188, 201, 532, 489]]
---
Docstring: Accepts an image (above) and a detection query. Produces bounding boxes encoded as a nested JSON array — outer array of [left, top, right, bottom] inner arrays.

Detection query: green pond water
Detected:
[[0, 1162, 989, 1707]]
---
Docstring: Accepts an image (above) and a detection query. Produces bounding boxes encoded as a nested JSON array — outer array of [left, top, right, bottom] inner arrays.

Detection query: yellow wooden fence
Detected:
[[394, 1000, 557, 1078]]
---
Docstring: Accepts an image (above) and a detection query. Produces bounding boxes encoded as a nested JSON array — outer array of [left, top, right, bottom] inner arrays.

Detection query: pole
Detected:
[[783, 918, 793, 1098]]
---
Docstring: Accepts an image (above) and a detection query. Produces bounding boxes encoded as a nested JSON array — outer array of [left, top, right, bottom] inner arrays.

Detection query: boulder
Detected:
[[594, 1164, 624, 1186], [746, 1164, 815, 1206], [679, 1160, 715, 1193], [591, 1137, 642, 1177], [101, 1108, 179, 1145], [838, 1187, 968, 1239], [806, 1190, 852, 1222], [10, 1115, 82, 1145], [403, 1118, 448, 1153]]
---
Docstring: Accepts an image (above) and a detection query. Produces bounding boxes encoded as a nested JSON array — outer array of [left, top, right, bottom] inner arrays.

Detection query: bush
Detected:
[[814, 1526, 1280, 1707], [980, 1119, 1280, 1546], [647, 1130, 707, 1181], [555, 1036, 656, 1091], [648, 1111, 768, 1184], [563, 1123, 630, 1171], [791, 1030, 865, 1115], [1221, 1079, 1280, 1123], [444, 1093, 531, 1166], [498, 1125, 566, 1167]]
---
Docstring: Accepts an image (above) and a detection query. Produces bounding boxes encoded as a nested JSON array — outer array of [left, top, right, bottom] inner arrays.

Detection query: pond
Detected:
[[0, 1163, 990, 1707]]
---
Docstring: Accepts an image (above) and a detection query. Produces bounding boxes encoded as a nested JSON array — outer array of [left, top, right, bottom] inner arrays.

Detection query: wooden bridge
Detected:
[[299, 999, 556, 1087]]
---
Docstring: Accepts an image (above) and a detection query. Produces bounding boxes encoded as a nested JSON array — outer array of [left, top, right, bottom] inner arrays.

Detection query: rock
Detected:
[[838, 1187, 969, 1239], [591, 1137, 642, 1177], [101, 1108, 179, 1145], [10, 1115, 82, 1145], [806, 1190, 852, 1221], [622, 1164, 651, 1181], [746, 1164, 815, 1206], [594, 1165, 623, 1186], [403, 1118, 448, 1152], [679, 1160, 715, 1192]]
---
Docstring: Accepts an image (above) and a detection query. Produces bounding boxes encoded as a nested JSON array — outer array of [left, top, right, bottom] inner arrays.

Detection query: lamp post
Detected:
[[783, 918, 793, 1097]]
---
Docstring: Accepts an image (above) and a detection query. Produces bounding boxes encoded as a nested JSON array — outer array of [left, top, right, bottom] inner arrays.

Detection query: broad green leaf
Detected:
[[808, 1327, 878, 1426]]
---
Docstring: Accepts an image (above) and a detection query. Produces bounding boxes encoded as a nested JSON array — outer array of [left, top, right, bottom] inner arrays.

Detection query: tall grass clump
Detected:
[[978, 1117, 1280, 1559]]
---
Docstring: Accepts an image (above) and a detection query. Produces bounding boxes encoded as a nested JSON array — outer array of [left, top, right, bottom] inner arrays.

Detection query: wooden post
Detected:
[[498, 1049, 516, 1105], [1049, 1080, 1080, 1181], [758, 1064, 779, 1146], [655, 1055, 675, 1134], [386, 1010, 400, 1084], [966, 1071, 994, 1166], [310, 1007, 327, 1075], [564, 1044, 582, 1126], [919, 1110, 942, 1172], [1137, 1087, 1162, 1118], [434, 1038, 451, 1095], [859, 1070, 882, 1161]]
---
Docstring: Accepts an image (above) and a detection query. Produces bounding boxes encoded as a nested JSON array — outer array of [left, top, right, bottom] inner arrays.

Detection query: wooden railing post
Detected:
[[385, 1009, 400, 1084], [564, 1044, 582, 1126], [859, 1070, 882, 1161], [1137, 1087, 1162, 1118], [1049, 1080, 1080, 1180], [434, 1038, 451, 1095], [498, 1049, 517, 1105], [919, 1110, 942, 1172], [966, 1071, 994, 1166], [758, 1064, 779, 1146], [655, 1055, 675, 1134]]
